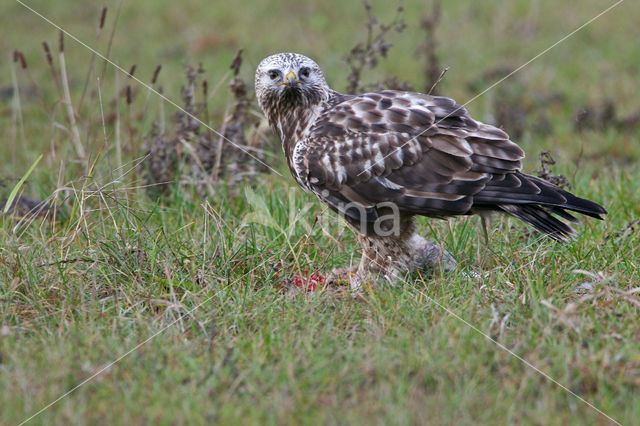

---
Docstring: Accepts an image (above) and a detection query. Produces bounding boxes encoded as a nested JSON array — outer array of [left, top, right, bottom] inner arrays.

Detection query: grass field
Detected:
[[1, 0, 639, 424]]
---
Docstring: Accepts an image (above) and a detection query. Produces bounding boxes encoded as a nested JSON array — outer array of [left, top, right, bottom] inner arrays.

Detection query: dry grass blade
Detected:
[[58, 31, 86, 164], [10, 51, 27, 149], [78, 6, 108, 114]]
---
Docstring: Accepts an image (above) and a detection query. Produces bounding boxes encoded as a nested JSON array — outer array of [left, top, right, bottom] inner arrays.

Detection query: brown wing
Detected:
[[301, 91, 515, 216], [299, 90, 605, 238]]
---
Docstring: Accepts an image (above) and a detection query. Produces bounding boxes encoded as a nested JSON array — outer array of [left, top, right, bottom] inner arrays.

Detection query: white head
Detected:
[[254, 52, 331, 115]]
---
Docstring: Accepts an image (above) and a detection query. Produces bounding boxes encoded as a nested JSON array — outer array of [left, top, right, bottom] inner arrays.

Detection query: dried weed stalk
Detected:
[[535, 150, 571, 190], [144, 50, 266, 198], [222, 49, 269, 177], [343, 2, 408, 93], [419, 1, 445, 95]]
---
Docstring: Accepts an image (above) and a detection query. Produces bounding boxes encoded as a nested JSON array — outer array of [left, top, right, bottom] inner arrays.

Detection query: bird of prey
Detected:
[[254, 52, 606, 287]]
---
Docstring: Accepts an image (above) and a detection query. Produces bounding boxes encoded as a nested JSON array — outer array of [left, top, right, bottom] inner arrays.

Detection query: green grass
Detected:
[[1, 0, 639, 424]]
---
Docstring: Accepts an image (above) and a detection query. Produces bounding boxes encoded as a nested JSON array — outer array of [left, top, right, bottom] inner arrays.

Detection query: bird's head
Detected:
[[255, 52, 330, 115]]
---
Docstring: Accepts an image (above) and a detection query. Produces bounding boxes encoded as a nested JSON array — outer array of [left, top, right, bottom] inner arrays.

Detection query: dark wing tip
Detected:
[[499, 204, 577, 242]]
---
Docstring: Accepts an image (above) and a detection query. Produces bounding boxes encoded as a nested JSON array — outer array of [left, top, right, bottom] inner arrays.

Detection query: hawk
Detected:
[[254, 52, 606, 288]]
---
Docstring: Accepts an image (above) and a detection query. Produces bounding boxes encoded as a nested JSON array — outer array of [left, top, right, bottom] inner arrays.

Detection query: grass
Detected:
[[1, 0, 639, 424]]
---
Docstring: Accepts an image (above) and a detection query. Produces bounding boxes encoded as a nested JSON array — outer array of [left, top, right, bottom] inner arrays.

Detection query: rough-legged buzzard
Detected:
[[254, 52, 606, 287]]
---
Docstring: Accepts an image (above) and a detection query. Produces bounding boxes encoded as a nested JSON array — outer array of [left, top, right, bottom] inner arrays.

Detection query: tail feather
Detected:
[[500, 204, 576, 241], [548, 206, 580, 223], [479, 173, 607, 241], [526, 175, 607, 219]]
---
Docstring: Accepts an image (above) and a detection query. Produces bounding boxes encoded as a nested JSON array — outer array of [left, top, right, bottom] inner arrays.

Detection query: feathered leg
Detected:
[[350, 215, 456, 290]]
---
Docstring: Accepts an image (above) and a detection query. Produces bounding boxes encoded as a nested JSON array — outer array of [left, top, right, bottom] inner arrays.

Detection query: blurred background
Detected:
[[1, 0, 638, 180]]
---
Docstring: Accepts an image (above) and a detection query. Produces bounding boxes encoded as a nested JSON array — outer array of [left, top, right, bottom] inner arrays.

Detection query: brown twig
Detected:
[[427, 67, 449, 95]]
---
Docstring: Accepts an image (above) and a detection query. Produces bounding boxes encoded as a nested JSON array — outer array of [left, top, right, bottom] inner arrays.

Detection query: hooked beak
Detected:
[[278, 70, 304, 87]]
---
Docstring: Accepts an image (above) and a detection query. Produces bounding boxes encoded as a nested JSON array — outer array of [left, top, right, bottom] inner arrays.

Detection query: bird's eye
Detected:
[[268, 70, 279, 80], [299, 67, 310, 78]]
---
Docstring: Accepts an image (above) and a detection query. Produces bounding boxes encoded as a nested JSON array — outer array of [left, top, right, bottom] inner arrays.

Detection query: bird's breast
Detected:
[[276, 107, 322, 189], [290, 139, 313, 189]]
